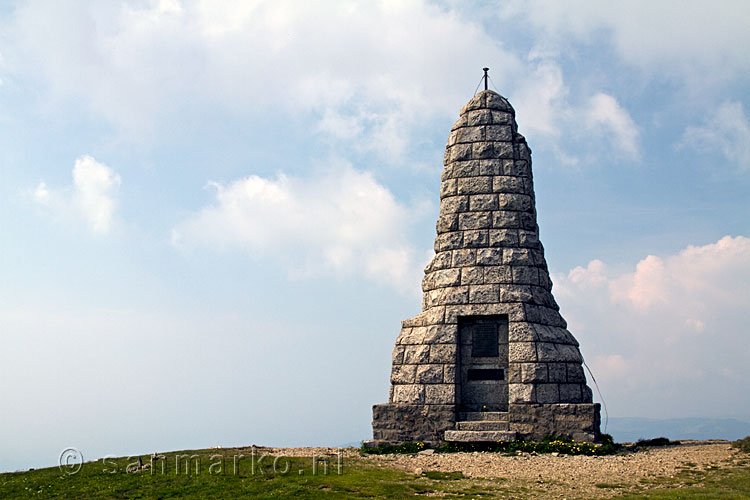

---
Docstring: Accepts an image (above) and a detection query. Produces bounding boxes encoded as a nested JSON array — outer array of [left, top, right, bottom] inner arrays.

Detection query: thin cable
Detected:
[[473, 76, 484, 96], [582, 359, 609, 434], [487, 74, 500, 93]]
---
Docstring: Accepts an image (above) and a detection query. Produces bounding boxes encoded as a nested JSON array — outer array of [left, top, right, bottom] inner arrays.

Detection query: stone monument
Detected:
[[369, 75, 601, 445]]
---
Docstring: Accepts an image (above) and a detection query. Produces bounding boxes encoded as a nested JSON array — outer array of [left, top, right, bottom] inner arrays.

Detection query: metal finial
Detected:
[[482, 67, 489, 91]]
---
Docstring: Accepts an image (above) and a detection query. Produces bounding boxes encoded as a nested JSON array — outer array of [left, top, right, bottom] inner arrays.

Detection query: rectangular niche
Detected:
[[458, 315, 509, 411]]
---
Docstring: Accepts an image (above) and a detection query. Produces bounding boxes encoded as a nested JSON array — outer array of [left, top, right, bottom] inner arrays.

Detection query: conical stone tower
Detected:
[[369, 89, 601, 445]]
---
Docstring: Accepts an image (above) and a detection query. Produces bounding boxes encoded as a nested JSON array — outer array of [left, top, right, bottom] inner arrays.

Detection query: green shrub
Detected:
[[361, 441, 427, 455], [733, 436, 750, 453], [636, 437, 678, 447], [363, 436, 619, 456]]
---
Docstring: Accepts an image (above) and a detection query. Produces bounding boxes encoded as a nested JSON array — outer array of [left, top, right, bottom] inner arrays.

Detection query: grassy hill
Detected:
[[1, 446, 435, 499]]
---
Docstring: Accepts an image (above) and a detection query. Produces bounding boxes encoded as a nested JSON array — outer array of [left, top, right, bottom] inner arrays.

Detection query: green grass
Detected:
[[421, 470, 465, 480], [2, 444, 749, 499], [0, 448, 499, 500], [614, 464, 750, 500]]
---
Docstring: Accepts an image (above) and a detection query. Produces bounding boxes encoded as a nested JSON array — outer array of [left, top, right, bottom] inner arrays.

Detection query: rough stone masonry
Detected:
[[368, 88, 601, 446]]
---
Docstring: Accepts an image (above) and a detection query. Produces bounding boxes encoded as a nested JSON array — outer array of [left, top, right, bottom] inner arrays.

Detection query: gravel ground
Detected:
[[363, 441, 745, 498], [251, 442, 746, 499]]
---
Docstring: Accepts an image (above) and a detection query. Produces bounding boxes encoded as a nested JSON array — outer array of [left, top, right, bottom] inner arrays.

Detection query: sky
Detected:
[[1, 0, 749, 472]]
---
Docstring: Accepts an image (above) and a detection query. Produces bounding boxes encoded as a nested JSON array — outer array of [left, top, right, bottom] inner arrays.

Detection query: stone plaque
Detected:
[[472, 324, 499, 357], [467, 368, 504, 380]]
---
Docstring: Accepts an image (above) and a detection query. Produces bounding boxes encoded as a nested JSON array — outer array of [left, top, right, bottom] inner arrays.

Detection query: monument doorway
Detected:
[[458, 315, 509, 411]]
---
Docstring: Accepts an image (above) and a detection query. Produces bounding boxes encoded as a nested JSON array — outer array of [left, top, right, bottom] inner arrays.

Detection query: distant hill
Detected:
[[606, 417, 750, 442]]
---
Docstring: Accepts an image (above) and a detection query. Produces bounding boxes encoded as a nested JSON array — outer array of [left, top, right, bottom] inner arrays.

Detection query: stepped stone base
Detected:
[[369, 402, 600, 446], [370, 403, 456, 446], [445, 430, 517, 442], [460, 411, 507, 421], [509, 403, 600, 442], [457, 420, 509, 431]]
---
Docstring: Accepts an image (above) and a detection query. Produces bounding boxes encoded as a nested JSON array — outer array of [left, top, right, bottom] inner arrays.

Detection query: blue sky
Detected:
[[1, 0, 749, 472]]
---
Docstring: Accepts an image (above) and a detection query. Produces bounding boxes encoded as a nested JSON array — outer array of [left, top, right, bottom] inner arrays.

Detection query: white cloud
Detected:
[[554, 235, 750, 417], [32, 181, 50, 205], [316, 108, 365, 140], [584, 93, 640, 160], [3, 0, 517, 159], [32, 155, 121, 234], [512, 59, 567, 137], [590, 353, 629, 388], [503, 0, 750, 87], [2, 1, 656, 167], [172, 161, 426, 290], [511, 58, 640, 162], [679, 100, 750, 171], [72, 155, 121, 234], [567, 259, 608, 287]]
